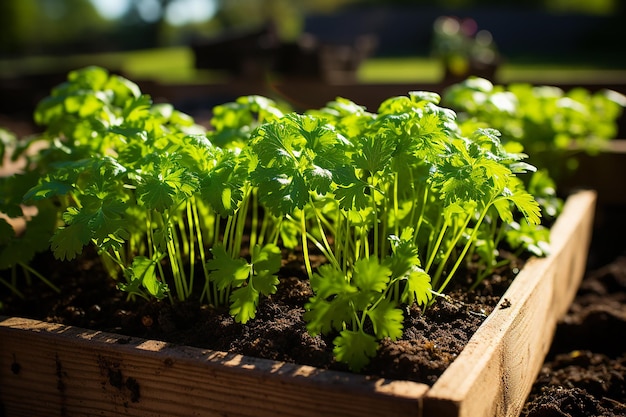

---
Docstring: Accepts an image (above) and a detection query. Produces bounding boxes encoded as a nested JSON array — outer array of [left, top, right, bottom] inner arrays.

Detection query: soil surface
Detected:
[[521, 204, 626, 417], [0, 245, 518, 385]]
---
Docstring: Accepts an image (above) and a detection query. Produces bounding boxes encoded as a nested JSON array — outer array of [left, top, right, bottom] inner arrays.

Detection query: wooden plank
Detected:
[[0, 317, 426, 417], [559, 140, 626, 206], [423, 190, 596, 417]]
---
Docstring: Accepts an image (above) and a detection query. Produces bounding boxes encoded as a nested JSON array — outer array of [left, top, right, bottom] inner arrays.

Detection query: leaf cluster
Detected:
[[1, 67, 552, 371], [442, 77, 626, 182]]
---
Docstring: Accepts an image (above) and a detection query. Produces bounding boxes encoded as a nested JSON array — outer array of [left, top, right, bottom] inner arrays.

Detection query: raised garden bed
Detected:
[[559, 139, 626, 207], [0, 189, 596, 417]]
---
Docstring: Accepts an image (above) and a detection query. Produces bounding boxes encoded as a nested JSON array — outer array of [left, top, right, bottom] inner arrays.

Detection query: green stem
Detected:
[[249, 188, 259, 249], [414, 185, 429, 240], [158, 211, 186, 301], [371, 191, 379, 260], [435, 204, 491, 295], [186, 201, 195, 292], [177, 215, 190, 260], [304, 231, 340, 270], [425, 221, 449, 273], [431, 213, 473, 289], [145, 211, 155, 259], [300, 211, 313, 279], [309, 198, 339, 269], [191, 197, 212, 303], [232, 190, 249, 257], [393, 171, 399, 237], [0, 277, 24, 299], [222, 215, 233, 256]]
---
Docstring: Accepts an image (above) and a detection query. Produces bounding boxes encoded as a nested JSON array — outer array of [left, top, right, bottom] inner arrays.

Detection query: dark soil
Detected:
[[0, 245, 516, 385], [521, 204, 626, 417], [2, 205, 625, 416]]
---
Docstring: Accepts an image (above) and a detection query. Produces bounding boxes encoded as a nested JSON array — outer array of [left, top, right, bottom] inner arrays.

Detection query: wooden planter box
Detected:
[[0, 190, 596, 417], [559, 139, 626, 207]]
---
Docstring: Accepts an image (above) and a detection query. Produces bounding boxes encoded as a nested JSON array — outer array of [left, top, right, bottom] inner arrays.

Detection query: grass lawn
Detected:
[[2, 46, 624, 86], [0, 46, 224, 84], [357, 57, 442, 83], [358, 56, 626, 85]]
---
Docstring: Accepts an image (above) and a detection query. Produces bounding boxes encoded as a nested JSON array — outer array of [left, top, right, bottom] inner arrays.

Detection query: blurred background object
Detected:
[[431, 16, 499, 84], [1, 0, 625, 134]]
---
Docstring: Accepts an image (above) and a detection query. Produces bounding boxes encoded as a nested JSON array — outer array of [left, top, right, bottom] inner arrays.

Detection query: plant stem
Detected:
[[191, 197, 211, 303], [0, 277, 24, 299], [186, 201, 195, 293], [249, 188, 259, 249], [431, 213, 473, 288], [425, 221, 449, 273], [435, 204, 491, 295], [300, 211, 313, 279]]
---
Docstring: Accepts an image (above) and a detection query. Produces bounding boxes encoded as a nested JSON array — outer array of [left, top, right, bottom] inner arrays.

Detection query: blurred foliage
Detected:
[[431, 16, 499, 79], [362, 0, 621, 15], [0, 0, 360, 56], [0, 0, 110, 55], [1, 0, 622, 58]]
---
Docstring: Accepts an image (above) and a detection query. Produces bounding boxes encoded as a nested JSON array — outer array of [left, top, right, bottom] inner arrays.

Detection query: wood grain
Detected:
[[0, 316, 426, 417]]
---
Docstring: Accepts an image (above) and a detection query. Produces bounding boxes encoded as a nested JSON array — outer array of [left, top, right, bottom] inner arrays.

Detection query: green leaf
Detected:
[[352, 257, 391, 294], [252, 118, 303, 167], [107, 73, 142, 101], [387, 230, 422, 278], [253, 166, 308, 216], [304, 265, 357, 336], [50, 222, 91, 261], [120, 95, 152, 125], [333, 165, 370, 211], [308, 264, 353, 299], [409, 90, 441, 104], [493, 197, 514, 224], [403, 267, 433, 306], [206, 244, 251, 290], [128, 256, 168, 299], [0, 200, 58, 269], [251, 243, 281, 272], [279, 219, 299, 249], [304, 164, 333, 196], [502, 188, 542, 226], [136, 177, 175, 212], [352, 133, 395, 175], [250, 243, 281, 296], [250, 113, 350, 215], [304, 297, 348, 336], [68, 66, 109, 89], [0, 128, 17, 162], [199, 148, 246, 217], [229, 285, 259, 324], [24, 179, 74, 201], [505, 220, 551, 257], [333, 330, 378, 371], [366, 298, 404, 340], [88, 199, 127, 239]]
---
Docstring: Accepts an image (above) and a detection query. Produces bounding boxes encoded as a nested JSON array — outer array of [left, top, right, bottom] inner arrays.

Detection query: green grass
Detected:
[[357, 57, 442, 83], [357, 56, 626, 85], [0, 46, 225, 84], [497, 63, 626, 84], [2, 47, 625, 86]]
